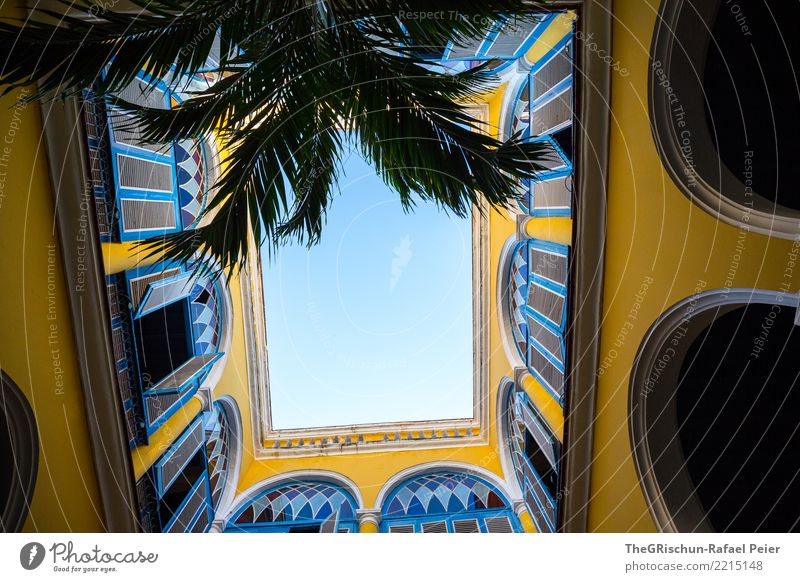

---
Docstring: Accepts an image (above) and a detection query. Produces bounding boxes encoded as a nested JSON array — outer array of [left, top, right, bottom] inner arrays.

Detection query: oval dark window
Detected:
[[650, 1, 800, 232], [677, 304, 800, 532]]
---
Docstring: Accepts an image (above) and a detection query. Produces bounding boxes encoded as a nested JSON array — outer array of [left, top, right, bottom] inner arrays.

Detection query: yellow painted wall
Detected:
[[238, 446, 507, 510], [525, 12, 576, 64], [0, 4, 104, 531], [587, 0, 800, 532]]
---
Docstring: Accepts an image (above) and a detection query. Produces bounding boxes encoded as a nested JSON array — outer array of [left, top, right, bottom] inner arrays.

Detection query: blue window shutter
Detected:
[[107, 75, 182, 240]]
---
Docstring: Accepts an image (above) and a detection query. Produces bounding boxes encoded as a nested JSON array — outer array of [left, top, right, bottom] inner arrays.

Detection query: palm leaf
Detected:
[[1, 0, 556, 275]]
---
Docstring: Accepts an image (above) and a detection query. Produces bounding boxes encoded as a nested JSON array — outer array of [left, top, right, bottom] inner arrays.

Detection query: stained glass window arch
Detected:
[[509, 240, 529, 362], [226, 480, 359, 533], [380, 471, 521, 533], [188, 272, 223, 357]]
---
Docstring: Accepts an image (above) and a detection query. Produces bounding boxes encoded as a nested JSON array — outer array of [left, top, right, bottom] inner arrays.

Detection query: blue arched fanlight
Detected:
[[174, 138, 209, 227], [190, 275, 222, 356], [227, 481, 359, 533], [509, 241, 529, 361], [380, 472, 521, 533]]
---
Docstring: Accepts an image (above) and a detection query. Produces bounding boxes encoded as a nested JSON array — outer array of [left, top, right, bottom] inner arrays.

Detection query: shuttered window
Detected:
[[135, 272, 195, 318], [106, 74, 210, 240], [421, 521, 448, 533], [507, 388, 561, 533], [484, 516, 514, 533], [452, 519, 481, 533]]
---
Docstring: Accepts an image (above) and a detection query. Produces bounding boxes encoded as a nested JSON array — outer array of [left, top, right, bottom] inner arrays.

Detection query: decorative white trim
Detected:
[[511, 498, 529, 518], [371, 461, 516, 512], [221, 469, 365, 528], [195, 387, 213, 412], [196, 134, 224, 227], [356, 509, 381, 528], [498, 72, 530, 143], [462, 103, 492, 136]]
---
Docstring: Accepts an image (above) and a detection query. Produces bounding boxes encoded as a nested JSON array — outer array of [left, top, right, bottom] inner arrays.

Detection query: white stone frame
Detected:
[[218, 469, 365, 531], [241, 108, 492, 459], [649, 0, 800, 239]]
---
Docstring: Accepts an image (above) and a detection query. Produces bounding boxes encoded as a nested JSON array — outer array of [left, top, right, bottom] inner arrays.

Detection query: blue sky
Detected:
[[261, 148, 474, 429]]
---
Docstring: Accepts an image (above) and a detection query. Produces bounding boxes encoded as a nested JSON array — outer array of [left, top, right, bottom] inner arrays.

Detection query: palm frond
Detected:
[[1, 0, 556, 275]]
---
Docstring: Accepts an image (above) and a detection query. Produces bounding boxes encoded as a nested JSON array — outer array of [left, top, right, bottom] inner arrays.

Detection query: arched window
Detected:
[[380, 472, 521, 533], [204, 402, 231, 512], [503, 23, 575, 218], [507, 387, 560, 533], [0, 371, 38, 532], [509, 77, 530, 140], [630, 289, 800, 532], [650, 0, 800, 237], [227, 481, 359, 533], [189, 275, 222, 356], [107, 260, 226, 443], [505, 239, 569, 402], [83, 71, 217, 242]]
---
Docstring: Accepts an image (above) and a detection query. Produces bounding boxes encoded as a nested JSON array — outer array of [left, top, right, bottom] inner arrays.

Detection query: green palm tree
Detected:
[[1, 1, 550, 274]]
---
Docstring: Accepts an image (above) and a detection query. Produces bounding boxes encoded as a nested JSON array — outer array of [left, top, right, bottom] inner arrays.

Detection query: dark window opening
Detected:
[[677, 304, 800, 532], [0, 414, 13, 516], [524, 429, 559, 500], [134, 300, 192, 388], [193, 288, 211, 306], [287, 524, 322, 533], [703, 1, 800, 209], [552, 126, 572, 164], [158, 448, 206, 528]]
